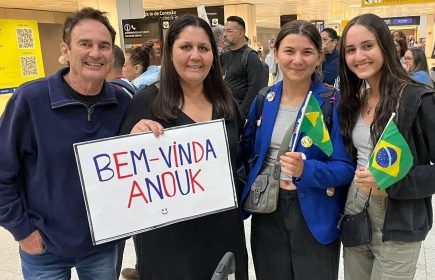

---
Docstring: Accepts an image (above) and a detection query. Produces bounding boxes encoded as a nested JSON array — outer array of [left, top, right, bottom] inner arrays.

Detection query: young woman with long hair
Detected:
[[339, 13, 435, 280]]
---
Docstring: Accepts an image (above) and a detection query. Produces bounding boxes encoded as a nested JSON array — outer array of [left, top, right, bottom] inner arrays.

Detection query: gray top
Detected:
[[352, 112, 373, 169], [265, 104, 299, 181]]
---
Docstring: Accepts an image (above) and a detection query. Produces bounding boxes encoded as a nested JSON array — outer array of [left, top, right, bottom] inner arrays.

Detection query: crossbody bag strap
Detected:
[[272, 119, 296, 180], [363, 188, 372, 210]]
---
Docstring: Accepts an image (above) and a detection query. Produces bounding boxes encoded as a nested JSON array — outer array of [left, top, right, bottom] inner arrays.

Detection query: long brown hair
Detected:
[[338, 14, 420, 158], [153, 14, 234, 121]]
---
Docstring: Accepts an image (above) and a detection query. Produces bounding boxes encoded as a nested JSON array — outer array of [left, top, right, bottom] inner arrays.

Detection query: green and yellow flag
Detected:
[[298, 95, 333, 156], [369, 119, 413, 190]]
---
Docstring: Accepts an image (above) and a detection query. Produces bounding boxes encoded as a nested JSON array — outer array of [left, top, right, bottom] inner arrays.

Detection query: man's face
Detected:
[[223, 21, 243, 47], [61, 19, 114, 85]]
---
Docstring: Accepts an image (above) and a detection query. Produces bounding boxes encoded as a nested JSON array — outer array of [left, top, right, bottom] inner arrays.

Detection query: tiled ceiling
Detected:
[[0, 0, 434, 28]]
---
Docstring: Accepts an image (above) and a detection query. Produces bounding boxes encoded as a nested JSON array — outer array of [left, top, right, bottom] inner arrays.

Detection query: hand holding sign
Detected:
[[131, 119, 164, 136]]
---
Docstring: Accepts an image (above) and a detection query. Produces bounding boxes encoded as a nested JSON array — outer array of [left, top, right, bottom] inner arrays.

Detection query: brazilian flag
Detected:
[[369, 120, 413, 190], [298, 95, 333, 156]]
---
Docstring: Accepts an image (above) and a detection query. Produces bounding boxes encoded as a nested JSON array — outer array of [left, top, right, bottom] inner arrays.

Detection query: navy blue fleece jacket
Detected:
[[0, 68, 130, 257]]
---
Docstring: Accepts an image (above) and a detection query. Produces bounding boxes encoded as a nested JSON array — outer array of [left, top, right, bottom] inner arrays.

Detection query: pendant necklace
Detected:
[[367, 103, 375, 114], [366, 100, 378, 114]]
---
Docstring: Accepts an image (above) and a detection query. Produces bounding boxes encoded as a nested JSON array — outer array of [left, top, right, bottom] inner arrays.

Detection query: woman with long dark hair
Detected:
[[393, 37, 407, 62], [339, 13, 435, 280], [403, 47, 432, 86], [119, 15, 248, 280]]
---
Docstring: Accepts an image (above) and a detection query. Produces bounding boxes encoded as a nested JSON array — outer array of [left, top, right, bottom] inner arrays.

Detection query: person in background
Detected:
[[106, 45, 126, 81], [339, 13, 435, 280], [392, 29, 407, 41], [122, 41, 160, 91], [0, 7, 131, 279], [257, 42, 264, 61], [335, 35, 341, 52], [212, 24, 226, 54], [321, 28, 339, 85], [221, 16, 263, 117], [403, 47, 432, 86], [394, 37, 407, 63], [240, 20, 354, 280], [119, 14, 248, 280]]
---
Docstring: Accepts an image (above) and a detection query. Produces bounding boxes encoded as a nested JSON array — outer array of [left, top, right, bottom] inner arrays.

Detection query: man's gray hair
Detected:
[[212, 24, 224, 43]]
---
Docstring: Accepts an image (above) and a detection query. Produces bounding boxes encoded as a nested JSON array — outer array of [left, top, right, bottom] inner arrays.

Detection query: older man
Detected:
[[0, 7, 130, 280]]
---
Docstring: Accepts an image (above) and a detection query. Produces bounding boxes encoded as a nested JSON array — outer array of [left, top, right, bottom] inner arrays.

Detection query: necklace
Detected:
[[366, 100, 378, 114]]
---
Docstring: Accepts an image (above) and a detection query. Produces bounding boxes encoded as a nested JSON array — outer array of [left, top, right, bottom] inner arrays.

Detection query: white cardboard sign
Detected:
[[74, 120, 237, 245]]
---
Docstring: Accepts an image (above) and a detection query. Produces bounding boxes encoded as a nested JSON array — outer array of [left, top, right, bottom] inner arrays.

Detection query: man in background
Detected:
[[221, 16, 263, 117], [212, 24, 226, 54], [106, 45, 125, 81], [107, 45, 136, 97]]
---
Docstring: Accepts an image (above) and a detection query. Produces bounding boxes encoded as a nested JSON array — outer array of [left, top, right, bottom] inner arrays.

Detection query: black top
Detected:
[[119, 85, 248, 280], [221, 45, 264, 117], [61, 75, 101, 108]]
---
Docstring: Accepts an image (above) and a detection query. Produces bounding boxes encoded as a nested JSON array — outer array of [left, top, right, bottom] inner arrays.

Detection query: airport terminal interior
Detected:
[[1, 0, 435, 279]]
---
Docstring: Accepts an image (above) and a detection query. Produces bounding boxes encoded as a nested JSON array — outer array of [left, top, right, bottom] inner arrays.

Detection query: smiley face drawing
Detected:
[[161, 208, 168, 215]]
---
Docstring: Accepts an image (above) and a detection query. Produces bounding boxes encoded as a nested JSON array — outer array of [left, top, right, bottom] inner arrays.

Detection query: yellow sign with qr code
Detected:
[[0, 19, 45, 93]]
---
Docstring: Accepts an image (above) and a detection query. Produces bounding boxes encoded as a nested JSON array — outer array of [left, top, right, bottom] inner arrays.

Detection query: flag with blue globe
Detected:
[[369, 120, 413, 190]]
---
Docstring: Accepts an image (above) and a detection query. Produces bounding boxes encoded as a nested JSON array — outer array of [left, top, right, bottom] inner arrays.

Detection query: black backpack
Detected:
[[241, 48, 269, 88]]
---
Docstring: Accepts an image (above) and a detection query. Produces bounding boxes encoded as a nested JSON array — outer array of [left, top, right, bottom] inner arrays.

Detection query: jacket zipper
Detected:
[[87, 107, 92, 122], [53, 100, 117, 122]]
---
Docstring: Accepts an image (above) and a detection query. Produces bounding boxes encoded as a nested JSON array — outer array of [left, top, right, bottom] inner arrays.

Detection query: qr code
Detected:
[[20, 56, 39, 77], [16, 28, 35, 49]]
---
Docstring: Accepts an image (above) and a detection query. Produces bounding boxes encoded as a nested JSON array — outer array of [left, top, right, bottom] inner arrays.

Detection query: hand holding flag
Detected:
[[367, 113, 413, 190], [292, 91, 333, 156]]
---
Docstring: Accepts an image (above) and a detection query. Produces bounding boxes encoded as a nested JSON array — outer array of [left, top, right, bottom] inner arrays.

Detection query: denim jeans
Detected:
[[19, 245, 117, 280]]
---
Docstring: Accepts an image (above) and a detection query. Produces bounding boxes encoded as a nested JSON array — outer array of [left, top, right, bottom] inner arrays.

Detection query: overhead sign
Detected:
[[74, 120, 237, 245], [122, 17, 163, 61], [145, 6, 224, 29], [0, 19, 45, 93], [362, 0, 434, 7], [122, 18, 160, 40], [382, 16, 420, 26]]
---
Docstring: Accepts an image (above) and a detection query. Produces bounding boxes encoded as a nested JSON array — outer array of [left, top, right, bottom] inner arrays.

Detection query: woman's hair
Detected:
[[274, 20, 323, 78], [407, 47, 430, 75], [153, 14, 234, 121], [392, 29, 406, 40], [394, 37, 407, 57], [338, 14, 421, 158], [125, 41, 156, 74]]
